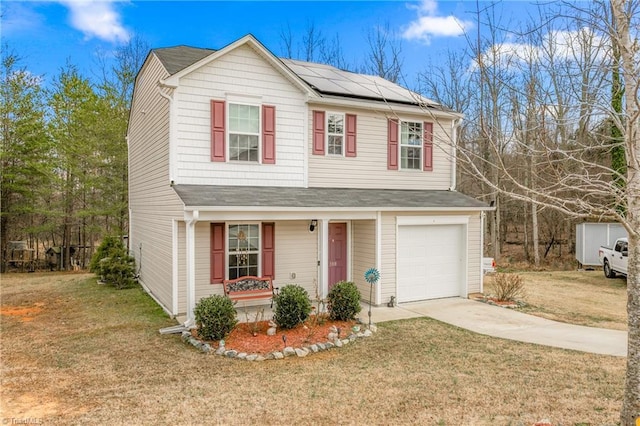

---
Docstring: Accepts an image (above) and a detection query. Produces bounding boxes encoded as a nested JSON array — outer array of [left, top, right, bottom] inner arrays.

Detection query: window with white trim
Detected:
[[327, 113, 344, 155], [400, 121, 422, 170], [228, 224, 259, 279], [229, 103, 259, 162]]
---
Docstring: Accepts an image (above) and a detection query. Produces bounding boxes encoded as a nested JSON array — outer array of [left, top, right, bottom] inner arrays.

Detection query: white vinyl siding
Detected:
[[128, 54, 184, 314], [174, 45, 307, 187], [352, 220, 376, 303], [307, 105, 453, 190], [467, 214, 482, 294], [177, 222, 186, 314], [273, 221, 319, 299]]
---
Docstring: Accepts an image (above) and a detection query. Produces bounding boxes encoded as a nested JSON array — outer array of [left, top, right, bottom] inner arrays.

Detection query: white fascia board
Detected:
[[162, 35, 316, 97], [184, 206, 494, 214], [308, 97, 463, 121], [191, 210, 378, 222], [396, 215, 470, 226]]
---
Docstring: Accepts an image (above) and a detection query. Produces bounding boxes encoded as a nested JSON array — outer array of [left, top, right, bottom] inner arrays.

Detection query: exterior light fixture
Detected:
[[309, 219, 318, 232]]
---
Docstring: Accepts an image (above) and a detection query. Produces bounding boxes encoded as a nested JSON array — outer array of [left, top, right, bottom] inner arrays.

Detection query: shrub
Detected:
[[91, 236, 136, 289], [491, 273, 526, 302], [194, 295, 238, 341], [327, 281, 362, 321], [90, 235, 122, 273], [274, 284, 311, 329]]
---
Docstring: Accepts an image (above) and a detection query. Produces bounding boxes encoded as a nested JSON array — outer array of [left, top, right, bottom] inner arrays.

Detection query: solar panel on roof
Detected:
[[281, 57, 439, 105]]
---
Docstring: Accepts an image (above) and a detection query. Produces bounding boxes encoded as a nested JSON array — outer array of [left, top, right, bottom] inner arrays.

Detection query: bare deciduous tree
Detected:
[[363, 22, 403, 83], [449, 1, 639, 422]]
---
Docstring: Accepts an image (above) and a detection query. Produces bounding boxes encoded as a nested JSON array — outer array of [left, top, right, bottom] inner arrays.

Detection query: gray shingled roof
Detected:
[[172, 185, 489, 210], [153, 45, 215, 75], [151, 44, 444, 109]]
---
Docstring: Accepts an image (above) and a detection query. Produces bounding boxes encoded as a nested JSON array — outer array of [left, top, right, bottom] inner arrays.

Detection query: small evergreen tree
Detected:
[[91, 236, 136, 289]]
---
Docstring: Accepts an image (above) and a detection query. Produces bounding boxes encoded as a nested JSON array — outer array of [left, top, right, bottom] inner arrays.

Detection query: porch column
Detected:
[[320, 219, 330, 299], [185, 211, 198, 326], [376, 211, 382, 306]]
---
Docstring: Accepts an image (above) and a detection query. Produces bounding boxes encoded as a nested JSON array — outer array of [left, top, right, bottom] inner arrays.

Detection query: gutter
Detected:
[[308, 96, 463, 121]]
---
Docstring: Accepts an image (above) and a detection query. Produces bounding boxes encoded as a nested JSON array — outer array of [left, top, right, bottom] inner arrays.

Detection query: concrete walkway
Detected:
[[366, 298, 628, 357]]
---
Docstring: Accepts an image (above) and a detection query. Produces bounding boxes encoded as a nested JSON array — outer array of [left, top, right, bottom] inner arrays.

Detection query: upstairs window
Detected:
[[327, 113, 344, 155], [312, 110, 356, 157], [400, 121, 422, 170], [229, 104, 260, 162]]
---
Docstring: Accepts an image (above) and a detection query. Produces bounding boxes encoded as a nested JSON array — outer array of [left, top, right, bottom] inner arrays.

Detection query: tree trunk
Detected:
[[532, 201, 540, 267], [623, 228, 640, 425]]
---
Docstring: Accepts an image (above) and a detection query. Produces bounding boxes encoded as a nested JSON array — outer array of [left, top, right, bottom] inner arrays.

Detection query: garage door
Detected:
[[397, 224, 465, 302]]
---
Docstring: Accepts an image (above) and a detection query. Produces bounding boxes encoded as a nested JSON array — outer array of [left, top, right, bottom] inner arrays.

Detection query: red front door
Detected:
[[328, 223, 347, 289]]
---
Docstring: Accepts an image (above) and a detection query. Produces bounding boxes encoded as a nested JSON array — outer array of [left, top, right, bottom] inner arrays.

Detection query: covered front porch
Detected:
[[171, 184, 489, 326], [177, 213, 382, 326]]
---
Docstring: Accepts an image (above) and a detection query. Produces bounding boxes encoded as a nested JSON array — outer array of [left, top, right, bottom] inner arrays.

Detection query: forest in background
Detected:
[[0, 2, 633, 271]]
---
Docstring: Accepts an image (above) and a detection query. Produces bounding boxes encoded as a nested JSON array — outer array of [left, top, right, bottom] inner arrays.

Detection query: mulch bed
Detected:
[[196, 316, 357, 355]]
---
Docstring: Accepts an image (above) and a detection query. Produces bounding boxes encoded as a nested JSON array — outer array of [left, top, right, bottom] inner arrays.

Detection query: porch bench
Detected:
[[223, 276, 277, 308]]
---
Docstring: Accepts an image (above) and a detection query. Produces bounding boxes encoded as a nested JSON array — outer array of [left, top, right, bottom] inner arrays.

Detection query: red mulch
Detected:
[[196, 316, 356, 355]]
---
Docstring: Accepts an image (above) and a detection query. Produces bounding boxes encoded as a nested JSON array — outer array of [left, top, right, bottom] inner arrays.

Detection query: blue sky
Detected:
[[1, 0, 533, 89]]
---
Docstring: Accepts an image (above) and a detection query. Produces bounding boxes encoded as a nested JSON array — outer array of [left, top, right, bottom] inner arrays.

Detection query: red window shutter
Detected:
[[210, 223, 225, 284], [387, 118, 399, 170], [423, 122, 433, 171], [210, 100, 226, 162], [261, 223, 275, 279], [345, 114, 357, 157], [262, 105, 276, 164], [312, 110, 325, 155]]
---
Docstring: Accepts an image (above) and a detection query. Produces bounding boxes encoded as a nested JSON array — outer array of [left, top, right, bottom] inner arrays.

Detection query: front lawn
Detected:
[[1, 272, 625, 425], [485, 270, 628, 330]]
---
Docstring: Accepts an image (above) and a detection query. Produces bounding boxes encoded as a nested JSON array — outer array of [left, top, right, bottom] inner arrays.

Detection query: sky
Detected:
[[1, 0, 535, 90]]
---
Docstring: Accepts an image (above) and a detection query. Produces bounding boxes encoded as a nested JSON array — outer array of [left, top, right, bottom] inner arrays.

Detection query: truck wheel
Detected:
[[604, 260, 616, 278]]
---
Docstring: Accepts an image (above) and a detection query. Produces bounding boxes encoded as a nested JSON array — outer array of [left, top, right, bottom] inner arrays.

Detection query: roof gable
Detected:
[[149, 34, 452, 113], [159, 34, 313, 96]]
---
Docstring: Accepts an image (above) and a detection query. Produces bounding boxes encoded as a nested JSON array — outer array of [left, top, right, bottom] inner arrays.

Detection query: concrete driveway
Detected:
[[367, 298, 627, 357]]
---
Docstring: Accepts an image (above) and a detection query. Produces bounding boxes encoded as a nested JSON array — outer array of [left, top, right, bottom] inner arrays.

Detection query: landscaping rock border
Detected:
[[181, 324, 377, 361]]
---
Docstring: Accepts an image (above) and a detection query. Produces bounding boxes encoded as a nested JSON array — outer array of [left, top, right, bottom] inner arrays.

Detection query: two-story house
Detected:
[[128, 34, 491, 325]]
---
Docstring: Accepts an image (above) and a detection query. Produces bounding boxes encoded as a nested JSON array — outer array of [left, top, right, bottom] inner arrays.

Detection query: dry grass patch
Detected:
[[1, 272, 625, 425], [486, 270, 627, 330]]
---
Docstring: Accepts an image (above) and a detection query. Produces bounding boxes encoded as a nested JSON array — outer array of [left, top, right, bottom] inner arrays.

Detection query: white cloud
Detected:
[[60, 0, 130, 43], [474, 27, 607, 71], [408, 0, 437, 15], [402, 0, 472, 44]]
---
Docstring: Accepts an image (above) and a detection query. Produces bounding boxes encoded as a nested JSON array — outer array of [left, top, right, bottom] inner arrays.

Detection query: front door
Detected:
[[328, 223, 347, 289]]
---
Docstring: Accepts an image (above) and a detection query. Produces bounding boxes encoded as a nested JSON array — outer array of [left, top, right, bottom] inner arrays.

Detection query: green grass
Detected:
[[486, 270, 628, 330], [1, 272, 626, 425]]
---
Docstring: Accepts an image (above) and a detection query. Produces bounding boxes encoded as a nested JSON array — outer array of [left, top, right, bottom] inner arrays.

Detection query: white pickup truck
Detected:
[[598, 237, 628, 278]]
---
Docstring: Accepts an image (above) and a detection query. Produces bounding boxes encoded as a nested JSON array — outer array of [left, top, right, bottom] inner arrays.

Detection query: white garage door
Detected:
[[397, 224, 465, 303]]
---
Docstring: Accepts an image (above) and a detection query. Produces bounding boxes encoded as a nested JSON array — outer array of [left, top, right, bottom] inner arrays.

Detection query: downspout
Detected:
[[184, 210, 199, 328], [157, 81, 177, 184], [450, 118, 462, 191], [158, 80, 181, 319]]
